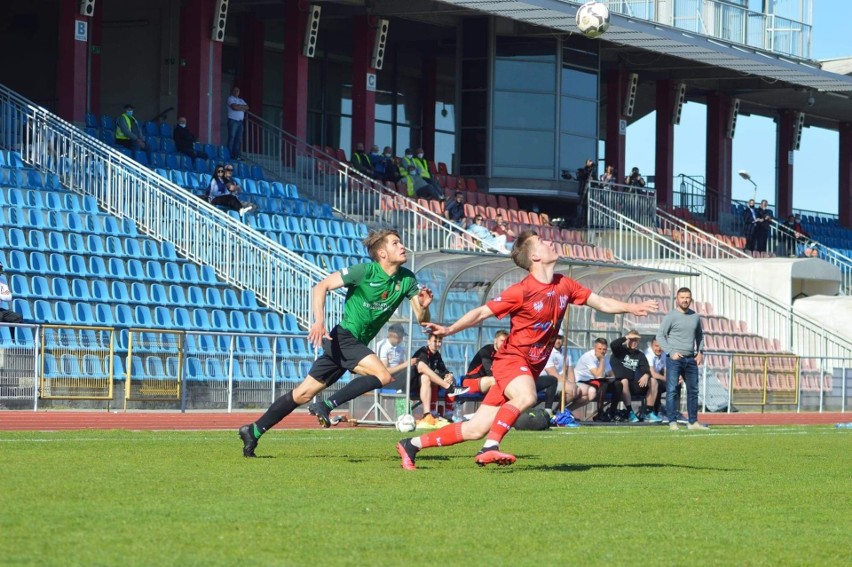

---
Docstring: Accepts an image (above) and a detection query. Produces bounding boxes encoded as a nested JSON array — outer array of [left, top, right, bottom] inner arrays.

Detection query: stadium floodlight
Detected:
[[738, 170, 757, 199]]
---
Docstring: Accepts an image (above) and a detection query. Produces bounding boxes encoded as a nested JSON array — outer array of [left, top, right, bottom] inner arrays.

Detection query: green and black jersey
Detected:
[[338, 262, 420, 344]]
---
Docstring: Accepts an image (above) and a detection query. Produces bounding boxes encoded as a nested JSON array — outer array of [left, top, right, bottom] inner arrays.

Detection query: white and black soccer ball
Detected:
[[576, 1, 611, 38], [395, 414, 416, 433]]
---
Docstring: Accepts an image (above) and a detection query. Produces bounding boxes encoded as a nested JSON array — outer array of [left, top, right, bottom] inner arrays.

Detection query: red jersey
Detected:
[[486, 273, 591, 377]]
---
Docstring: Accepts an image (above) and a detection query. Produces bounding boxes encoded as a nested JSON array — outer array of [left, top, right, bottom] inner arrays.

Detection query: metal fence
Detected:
[[0, 84, 343, 329]]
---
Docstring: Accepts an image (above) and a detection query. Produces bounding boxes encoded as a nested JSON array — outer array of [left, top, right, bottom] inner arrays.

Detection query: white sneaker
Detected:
[[239, 205, 254, 216], [687, 421, 709, 430], [669, 422, 679, 431]]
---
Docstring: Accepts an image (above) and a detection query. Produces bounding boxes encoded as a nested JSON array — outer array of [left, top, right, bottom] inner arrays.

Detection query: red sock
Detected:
[[464, 379, 481, 395], [418, 422, 464, 449], [486, 404, 521, 444]]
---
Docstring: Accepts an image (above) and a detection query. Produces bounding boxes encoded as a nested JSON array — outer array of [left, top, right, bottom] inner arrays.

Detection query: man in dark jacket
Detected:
[[173, 117, 209, 159]]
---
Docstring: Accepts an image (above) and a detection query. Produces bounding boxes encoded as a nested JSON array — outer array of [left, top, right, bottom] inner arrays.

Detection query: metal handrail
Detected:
[[0, 84, 343, 328], [587, 194, 852, 359], [766, 220, 852, 295], [242, 112, 491, 254]]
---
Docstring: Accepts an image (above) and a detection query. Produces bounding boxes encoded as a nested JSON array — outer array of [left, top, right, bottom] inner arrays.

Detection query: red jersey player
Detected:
[[396, 231, 658, 469]]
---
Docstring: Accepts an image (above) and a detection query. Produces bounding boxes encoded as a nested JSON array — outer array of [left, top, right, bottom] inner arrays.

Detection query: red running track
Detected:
[[0, 410, 847, 431]]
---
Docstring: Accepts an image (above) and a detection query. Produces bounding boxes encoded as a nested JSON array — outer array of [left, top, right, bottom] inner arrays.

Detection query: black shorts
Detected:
[[307, 326, 374, 386], [389, 367, 422, 392], [626, 378, 649, 396]]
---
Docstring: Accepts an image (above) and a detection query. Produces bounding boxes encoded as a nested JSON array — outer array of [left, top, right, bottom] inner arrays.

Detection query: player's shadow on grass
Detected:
[[532, 462, 741, 473]]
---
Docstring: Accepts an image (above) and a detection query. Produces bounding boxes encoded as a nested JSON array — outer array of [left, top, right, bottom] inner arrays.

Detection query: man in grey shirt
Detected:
[[655, 287, 708, 430]]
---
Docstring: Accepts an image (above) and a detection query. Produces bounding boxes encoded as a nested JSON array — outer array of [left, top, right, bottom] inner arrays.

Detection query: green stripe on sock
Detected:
[[253, 424, 262, 438]]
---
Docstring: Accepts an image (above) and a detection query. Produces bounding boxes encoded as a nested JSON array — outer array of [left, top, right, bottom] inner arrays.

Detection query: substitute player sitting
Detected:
[[395, 230, 657, 469]]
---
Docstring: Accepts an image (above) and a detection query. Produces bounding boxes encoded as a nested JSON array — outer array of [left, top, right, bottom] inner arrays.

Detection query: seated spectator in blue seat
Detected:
[[207, 164, 255, 217], [371, 146, 401, 184], [173, 117, 209, 159], [114, 104, 146, 152], [466, 215, 509, 254], [0, 262, 25, 338]]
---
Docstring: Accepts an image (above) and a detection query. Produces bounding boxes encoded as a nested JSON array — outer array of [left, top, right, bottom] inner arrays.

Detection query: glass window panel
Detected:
[[307, 112, 322, 147], [561, 67, 598, 99], [560, 96, 597, 135], [493, 128, 554, 169], [374, 121, 393, 149], [493, 92, 555, 130], [307, 60, 323, 111], [375, 72, 394, 122], [559, 133, 597, 172], [434, 131, 455, 174], [461, 91, 488, 128], [494, 60, 556, 91], [492, 165, 553, 179], [396, 76, 422, 126], [496, 37, 557, 61]]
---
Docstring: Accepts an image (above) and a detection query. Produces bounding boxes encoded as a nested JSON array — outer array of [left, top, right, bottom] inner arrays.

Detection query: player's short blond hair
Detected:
[[510, 230, 538, 270], [363, 229, 401, 261]]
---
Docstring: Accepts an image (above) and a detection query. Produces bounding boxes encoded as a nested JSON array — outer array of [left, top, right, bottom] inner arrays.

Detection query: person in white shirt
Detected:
[[567, 338, 614, 420], [0, 264, 24, 338], [226, 86, 249, 160], [376, 324, 409, 377]]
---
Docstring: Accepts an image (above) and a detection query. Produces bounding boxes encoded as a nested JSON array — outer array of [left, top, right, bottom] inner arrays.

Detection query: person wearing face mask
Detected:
[[370, 145, 401, 183], [411, 147, 442, 195], [114, 104, 146, 152], [172, 116, 208, 159], [350, 142, 375, 178]]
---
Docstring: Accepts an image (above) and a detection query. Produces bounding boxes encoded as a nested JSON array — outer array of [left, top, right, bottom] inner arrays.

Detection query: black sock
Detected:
[[325, 375, 383, 408], [255, 391, 299, 433]]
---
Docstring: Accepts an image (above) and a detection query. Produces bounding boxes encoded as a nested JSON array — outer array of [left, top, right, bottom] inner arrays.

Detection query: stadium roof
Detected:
[[434, 0, 852, 92]]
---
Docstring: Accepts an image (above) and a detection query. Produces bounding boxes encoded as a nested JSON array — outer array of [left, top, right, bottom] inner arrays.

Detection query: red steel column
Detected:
[[241, 14, 265, 114], [605, 68, 626, 182], [178, 0, 222, 143], [282, 0, 308, 139], [57, 0, 90, 124], [705, 93, 732, 222], [840, 123, 852, 229], [351, 15, 376, 150], [654, 79, 675, 208], [776, 110, 795, 218]]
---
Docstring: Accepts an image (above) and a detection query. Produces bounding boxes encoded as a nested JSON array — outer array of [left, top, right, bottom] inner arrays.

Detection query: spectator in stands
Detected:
[[222, 165, 256, 215], [462, 330, 507, 397], [656, 287, 707, 430], [0, 263, 24, 338], [114, 104, 146, 152], [444, 191, 466, 225], [238, 229, 434, 457], [412, 147, 442, 194], [226, 86, 249, 160], [610, 331, 661, 422], [372, 146, 400, 184], [577, 158, 597, 193], [625, 166, 646, 192], [569, 337, 614, 420], [743, 198, 759, 251], [800, 243, 819, 258], [390, 333, 468, 425], [600, 164, 616, 190], [781, 214, 809, 257], [405, 164, 443, 201], [173, 116, 208, 159], [400, 148, 417, 173], [208, 164, 255, 217], [466, 215, 510, 254], [350, 143, 375, 178], [492, 213, 516, 248], [755, 200, 772, 253]]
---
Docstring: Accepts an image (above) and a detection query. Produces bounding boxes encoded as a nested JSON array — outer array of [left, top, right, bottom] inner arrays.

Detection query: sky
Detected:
[[624, 0, 849, 215]]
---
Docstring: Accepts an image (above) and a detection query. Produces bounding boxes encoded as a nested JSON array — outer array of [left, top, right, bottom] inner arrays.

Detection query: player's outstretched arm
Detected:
[[585, 293, 658, 317], [424, 305, 494, 338], [308, 271, 345, 348]]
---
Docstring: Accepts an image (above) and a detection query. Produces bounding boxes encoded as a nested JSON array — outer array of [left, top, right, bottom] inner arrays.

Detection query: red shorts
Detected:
[[481, 354, 537, 406]]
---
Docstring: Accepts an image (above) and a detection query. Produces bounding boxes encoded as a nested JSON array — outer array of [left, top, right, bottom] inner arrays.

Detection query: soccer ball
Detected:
[[395, 414, 416, 433], [576, 1, 610, 38]]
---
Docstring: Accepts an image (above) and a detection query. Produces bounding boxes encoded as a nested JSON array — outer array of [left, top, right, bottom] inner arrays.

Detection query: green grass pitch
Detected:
[[1, 425, 850, 566]]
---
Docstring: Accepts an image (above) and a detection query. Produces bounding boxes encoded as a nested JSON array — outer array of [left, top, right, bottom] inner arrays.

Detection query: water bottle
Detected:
[[452, 402, 464, 423], [835, 422, 852, 429]]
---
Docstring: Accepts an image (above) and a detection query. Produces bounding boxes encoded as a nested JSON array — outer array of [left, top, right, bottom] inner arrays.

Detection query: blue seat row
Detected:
[[0, 209, 138, 235], [3, 254, 206, 283], [0, 168, 62, 191], [184, 356, 315, 382], [0, 187, 86, 211], [1, 230, 169, 260]]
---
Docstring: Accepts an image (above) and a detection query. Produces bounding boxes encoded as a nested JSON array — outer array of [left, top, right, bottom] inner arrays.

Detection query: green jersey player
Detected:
[[239, 229, 433, 457]]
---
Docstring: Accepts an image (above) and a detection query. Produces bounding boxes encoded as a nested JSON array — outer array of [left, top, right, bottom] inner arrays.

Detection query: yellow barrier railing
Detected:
[[39, 325, 115, 400], [730, 353, 800, 407], [124, 329, 184, 410]]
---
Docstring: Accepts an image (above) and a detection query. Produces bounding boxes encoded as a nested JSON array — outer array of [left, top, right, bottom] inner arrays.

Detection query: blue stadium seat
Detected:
[[76, 303, 96, 325], [29, 252, 48, 274], [115, 304, 135, 327], [241, 289, 260, 310], [11, 299, 33, 321], [94, 303, 114, 326], [29, 275, 49, 298], [205, 288, 223, 308], [33, 300, 55, 323], [91, 280, 111, 303], [222, 288, 240, 309], [186, 286, 205, 307], [264, 312, 283, 334], [160, 242, 178, 262], [111, 281, 130, 304], [130, 282, 150, 304], [122, 218, 139, 237], [153, 306, 172, 329], [192, 309, 211, 329], [229, 311, 248, 333], [7, 228, 26, 251], [210, 309, 228, 331], [247, 311, 264, 332], [173, 308, 192, 330], [10, 275, 31, 299], [163, 262, 181, 284], [107, 257, 128, 280], [51, 277, 72, 300], [54, 301, 73, 324], [26, 230, 47, 252], [145, 260, 165, 281], [181, 264, 200, 284], [125, 259, 145, 281], [168, 285, 188, 307], [69, 278, 91, 302], [283, 313, 300, 334], [150, 284, 168, 306], [102, 216, 120, 236], [199, 265, 220, 286]]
